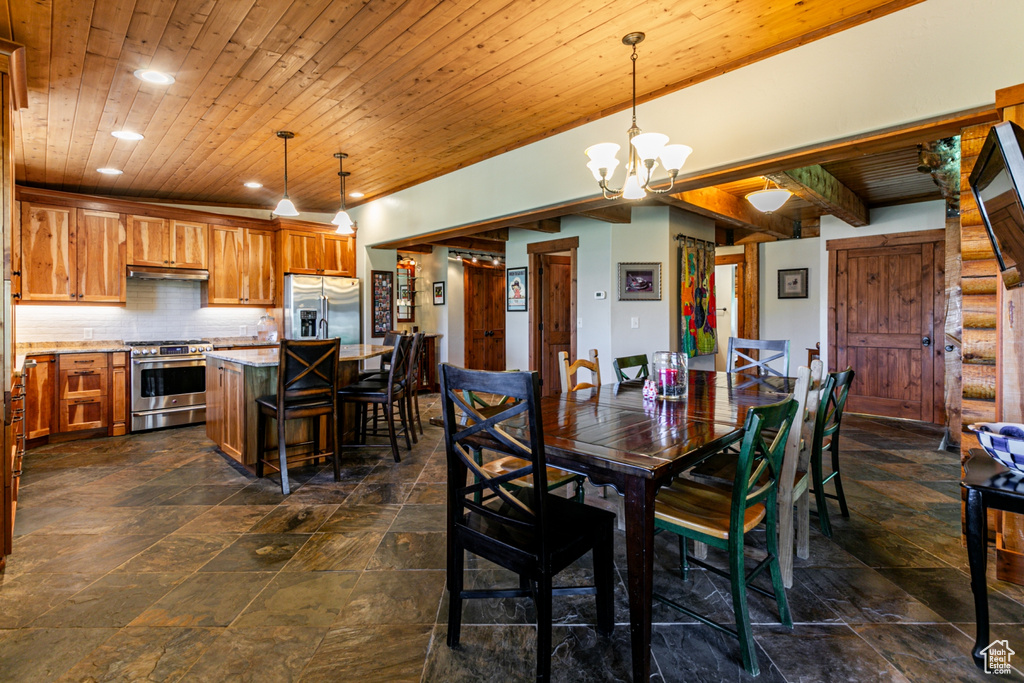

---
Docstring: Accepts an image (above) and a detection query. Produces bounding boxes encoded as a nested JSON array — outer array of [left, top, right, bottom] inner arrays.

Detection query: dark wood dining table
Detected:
[[532, 370, 794, 681]]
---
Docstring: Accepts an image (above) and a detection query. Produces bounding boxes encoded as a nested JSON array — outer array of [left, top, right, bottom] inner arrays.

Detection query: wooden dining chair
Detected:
[[439, 364, 615, 682], [558, 349, 600, 392], [612, 353, 649, 381], [255, 338, 340, 495], [654, 397, 798, 677], [727, 337, 790, 378], [810, 366, 856, 537]]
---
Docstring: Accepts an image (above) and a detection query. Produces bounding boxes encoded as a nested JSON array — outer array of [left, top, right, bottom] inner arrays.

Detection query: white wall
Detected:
[[16, 279, 268, 342], [760, 237, 822, 375], [446, 257, 465, 367]]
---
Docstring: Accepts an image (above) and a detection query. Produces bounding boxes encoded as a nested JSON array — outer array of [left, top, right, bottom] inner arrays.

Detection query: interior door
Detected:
[[540, 254, 572, 395], [464, 263, 504, 370], [832, 235, 944, 422]]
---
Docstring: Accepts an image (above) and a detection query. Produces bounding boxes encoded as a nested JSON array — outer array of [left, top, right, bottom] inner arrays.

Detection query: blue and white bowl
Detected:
[[970, 422, 1024, 473]]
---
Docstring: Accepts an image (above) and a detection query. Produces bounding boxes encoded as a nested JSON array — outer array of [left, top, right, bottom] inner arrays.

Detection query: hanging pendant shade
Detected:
[[273, 131, 300, 217], [746, 177, 792, 214], [332, 152, 355, 235]]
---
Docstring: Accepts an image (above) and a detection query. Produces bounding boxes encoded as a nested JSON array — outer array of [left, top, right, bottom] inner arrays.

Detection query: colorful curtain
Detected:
[[679, 237, 717, 357]]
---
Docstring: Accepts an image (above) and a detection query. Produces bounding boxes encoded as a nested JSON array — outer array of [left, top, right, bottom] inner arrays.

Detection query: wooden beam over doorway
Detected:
[[431, 236, 506, 254], [663, 187, 794, 239], [766, 165, 869, 227], [577, 204, 632, 224]]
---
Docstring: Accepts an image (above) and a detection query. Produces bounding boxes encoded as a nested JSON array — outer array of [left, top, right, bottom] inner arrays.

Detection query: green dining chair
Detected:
[[653, 397, 798, 677], [810, 367, 855, 537], [612, 354, 650, 381]]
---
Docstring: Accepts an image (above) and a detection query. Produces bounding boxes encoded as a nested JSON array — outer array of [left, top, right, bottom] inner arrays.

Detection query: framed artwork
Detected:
[[507, 267, 527, 311], [433, 281, 445, 305], [778, 268, 809, 299], [678, 238, 717, 357], [618, 262, 662, 301], [371, 270, 393, 338]]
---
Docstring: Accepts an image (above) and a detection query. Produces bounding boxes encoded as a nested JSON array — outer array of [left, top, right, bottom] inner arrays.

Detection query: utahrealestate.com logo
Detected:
[[981, 640, 1015, 675]]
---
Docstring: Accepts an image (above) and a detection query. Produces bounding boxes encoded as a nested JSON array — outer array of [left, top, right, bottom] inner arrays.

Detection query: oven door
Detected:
[[131, 357, 207, 413]]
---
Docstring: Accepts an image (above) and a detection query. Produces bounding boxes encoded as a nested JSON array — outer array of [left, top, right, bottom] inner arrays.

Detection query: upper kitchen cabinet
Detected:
[[128, 215, 208, 269], [18, 205, 126, 303], [280, 229, 354, 276], [205, 226, 275, 306]]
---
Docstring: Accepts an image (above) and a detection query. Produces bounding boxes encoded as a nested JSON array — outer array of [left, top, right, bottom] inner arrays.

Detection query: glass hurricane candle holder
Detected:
[[653, 351, 687, 401]]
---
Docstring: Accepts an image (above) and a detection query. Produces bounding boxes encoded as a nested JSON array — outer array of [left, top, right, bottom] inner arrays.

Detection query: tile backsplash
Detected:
[[16, 279, 269, 342]]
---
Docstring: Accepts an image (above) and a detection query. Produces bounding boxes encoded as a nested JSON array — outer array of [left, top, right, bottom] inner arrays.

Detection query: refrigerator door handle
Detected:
[[319, 295, 328, 339]]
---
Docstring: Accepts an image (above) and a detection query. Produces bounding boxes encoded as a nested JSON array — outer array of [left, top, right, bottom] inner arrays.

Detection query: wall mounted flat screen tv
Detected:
[[969, 120, 1024, 289]]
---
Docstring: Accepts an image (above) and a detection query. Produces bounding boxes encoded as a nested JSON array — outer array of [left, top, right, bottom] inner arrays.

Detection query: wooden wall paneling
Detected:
[[21, 203, 74, 302], [944, 213, 962, 447], [128, 215, 169, 267], [75, 209, 125, 303], [170, 219, 208, 269], [244, 228, 275, 306], [206, 225, 244, 305]]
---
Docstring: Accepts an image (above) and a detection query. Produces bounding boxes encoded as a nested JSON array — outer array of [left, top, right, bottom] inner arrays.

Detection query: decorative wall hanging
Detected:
[[371, 270, 393, 338], [778, 268, 808, 299], [678, 237, 717, 357], [507, 267, 527, 311], [433, 281, 445, 305], [618, 262, 662, 300]]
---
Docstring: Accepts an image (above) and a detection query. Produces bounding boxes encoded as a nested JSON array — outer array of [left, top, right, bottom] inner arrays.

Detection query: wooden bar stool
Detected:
[[255, 338, 340, 495], [338, 335, 413, 462]]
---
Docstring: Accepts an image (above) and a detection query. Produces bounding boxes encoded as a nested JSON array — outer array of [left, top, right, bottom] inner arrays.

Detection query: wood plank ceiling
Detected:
[[1, 0, 923, 212]]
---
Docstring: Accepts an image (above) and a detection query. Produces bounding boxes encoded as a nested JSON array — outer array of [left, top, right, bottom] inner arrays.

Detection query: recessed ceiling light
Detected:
[[97, 168, 123, 175], [349, 191, 364, 199], [133, 69, 175, 85], [111, 130, 144, 141], [243, 181, 262, 189]]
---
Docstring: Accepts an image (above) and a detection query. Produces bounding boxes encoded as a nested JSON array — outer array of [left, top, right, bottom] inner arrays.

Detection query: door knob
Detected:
[[922, 336, 931, 347]]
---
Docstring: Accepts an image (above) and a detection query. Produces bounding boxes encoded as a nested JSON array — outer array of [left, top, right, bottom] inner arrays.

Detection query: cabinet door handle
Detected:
[[74, 360, 94, 364], [74, 370, 96, 375], [74, 399, 94, 404]]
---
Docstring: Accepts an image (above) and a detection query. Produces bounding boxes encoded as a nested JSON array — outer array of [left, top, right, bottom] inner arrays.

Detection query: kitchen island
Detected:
[[204, 344, 391, 469]]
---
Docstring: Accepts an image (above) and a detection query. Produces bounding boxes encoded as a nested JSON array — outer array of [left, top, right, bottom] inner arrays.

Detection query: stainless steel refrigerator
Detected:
[[283, 275, 361, 343]]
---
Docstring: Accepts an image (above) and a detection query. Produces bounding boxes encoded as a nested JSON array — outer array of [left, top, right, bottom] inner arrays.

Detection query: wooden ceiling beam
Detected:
[[513, 218, 561, 233], [577, 204, 632, 224], [663, 187, 794, 239], [476, 228, 509, 241], [396, 244, 433, 254], [430, 236, 506, 254], [765, 165, 869, 227]]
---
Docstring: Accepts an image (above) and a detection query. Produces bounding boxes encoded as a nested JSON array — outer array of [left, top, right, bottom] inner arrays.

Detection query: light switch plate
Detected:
[[631, 317, 639, 329], [577, 318, 583, 328]]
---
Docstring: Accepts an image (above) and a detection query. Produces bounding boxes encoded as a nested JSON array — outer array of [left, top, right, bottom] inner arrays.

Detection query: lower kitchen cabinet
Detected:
[[24, 355, 55, 440], [206, 358, 244, 461]]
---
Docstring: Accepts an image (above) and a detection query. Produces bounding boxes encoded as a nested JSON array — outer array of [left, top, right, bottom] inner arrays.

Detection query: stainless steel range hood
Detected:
[[127, 266, 209, 281]]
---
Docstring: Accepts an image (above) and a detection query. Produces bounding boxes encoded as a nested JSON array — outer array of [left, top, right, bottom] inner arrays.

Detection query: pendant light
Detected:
[[332, 152, 355, 235], [745, 177, 792, 214], [273, 131, 299, 217]]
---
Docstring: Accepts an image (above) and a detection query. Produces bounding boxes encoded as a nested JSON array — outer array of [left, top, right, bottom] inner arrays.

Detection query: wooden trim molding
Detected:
[[526, 236, 579, 254], [825, 228, 945, 252]]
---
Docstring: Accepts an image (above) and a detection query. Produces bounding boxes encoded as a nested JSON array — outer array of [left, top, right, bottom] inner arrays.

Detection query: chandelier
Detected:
[[584, 33, 692, 200], [331, 152, 355, 235], [745, 177, 792, 214]]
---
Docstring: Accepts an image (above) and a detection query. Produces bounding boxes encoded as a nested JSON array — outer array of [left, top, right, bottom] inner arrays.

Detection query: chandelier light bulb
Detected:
[[622, 174, 646, 200]]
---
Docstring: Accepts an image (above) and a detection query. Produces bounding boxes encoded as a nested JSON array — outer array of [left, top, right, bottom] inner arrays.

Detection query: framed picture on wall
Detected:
[[433, 281, 445, 305], [507, 267, 527, 311], [778, 268, 808, 299], [371, 270, 394, 337], [618, 262, 662, 301]]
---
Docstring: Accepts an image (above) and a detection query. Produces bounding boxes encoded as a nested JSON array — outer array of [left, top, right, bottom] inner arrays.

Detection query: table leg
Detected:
[[966, 488, 988, 668], [623, 477, 657, 682]]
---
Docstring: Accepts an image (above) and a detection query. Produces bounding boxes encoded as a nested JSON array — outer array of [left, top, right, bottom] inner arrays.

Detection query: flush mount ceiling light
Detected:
[[745, 177, 792, 214], [133, 69, 175, 85], [349, 191, 364, 199], [584, 33, 692, 201], [273, 131, 299, 217], [244, 181, 262, 189], [331, 152, 355, 235], [111, 130, 144, 141], [96, 167, 123, 175]]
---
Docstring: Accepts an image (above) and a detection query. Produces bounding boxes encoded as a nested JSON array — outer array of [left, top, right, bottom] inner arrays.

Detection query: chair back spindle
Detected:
[[727, 337, 791, 378], [558, 349, 601, 392]]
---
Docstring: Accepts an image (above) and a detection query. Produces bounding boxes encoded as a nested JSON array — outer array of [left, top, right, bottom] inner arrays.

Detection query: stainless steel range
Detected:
[[128, 339, 213, 431]]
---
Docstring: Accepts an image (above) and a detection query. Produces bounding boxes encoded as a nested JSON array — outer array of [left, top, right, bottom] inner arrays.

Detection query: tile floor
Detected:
[[0, 396, 1019, 682]]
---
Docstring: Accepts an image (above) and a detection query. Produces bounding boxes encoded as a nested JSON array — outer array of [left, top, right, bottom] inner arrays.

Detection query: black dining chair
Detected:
[[403, 332, 425, 442], [338, 335, 413, 462], [255, 338, 340, 495], [653, 397, 798, 677], [612, 353, 650, 381], [440, 364, 615, 683], [810, 366, 856, 537]]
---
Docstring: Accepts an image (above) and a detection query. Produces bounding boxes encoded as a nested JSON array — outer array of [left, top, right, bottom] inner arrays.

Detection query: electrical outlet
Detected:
[[239, 325, 247, 336], [577, 317, 583, 329], [631, 317, 639, 329], [83, 328, 93, 339]]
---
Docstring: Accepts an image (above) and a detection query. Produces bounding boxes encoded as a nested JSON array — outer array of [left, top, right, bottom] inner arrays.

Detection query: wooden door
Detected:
[[280, 230, 322, 274], [464, 263, 505, 370], [170, 220, 208, 269], [24, 355, 55, 440], [21, 204, 74, 302], [207, 226, 244, 304], [321, 234, 353, 275], [830, 232, 944, 422], [128, 216, 169, 266], [540, 254, 573, 395], [76, 209, 126, 303], [243, 229, 276, 305]]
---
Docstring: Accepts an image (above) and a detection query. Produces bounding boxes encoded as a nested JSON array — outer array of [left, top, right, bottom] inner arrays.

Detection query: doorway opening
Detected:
[[528, 236, 579, 396]]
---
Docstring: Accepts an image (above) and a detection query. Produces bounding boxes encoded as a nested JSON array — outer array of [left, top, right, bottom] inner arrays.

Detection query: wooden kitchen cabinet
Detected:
[[109, 352, 127, 437], [18, 204, 126, 303], [57, 353, 108, 432], [24, 354, 55, 440], [205, 358, 243, 461], [280, 229, 354, 276], [128, 215, 208, 269], [205, 226, 276, 306]]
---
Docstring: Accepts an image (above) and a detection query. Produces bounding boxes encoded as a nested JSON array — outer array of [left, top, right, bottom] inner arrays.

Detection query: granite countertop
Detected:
[[207, 344, 393, 368], [16, 341, 130, 355], [208, 337, 280, 349]]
